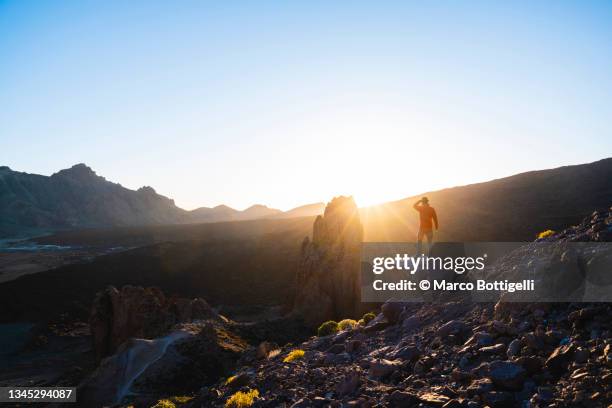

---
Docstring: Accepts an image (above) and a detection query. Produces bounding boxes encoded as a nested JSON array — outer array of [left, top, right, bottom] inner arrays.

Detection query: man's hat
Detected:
[[421, 196, 429, 203]]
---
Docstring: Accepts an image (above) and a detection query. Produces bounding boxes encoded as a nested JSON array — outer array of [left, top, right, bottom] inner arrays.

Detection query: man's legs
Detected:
[[417, 229, 431, 255], [417, 229, 434, 256], [425, 230, 433, 255], [417, 229, 423, 255]]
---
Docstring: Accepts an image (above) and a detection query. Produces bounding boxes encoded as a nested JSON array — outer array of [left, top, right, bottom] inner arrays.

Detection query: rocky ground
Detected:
[[193, 299, 611, 408], [183, 207, 612, 408]]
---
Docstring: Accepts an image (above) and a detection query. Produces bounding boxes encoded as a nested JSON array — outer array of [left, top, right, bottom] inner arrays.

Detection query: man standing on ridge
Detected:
[[413, 196, 438, 255]]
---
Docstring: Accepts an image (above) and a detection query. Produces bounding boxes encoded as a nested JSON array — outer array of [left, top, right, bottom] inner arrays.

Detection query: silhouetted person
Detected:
[[413, 196, 438, 255]]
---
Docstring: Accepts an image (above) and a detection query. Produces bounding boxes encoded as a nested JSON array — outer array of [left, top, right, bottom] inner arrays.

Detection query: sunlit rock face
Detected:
[[293, 196, 364, 327]]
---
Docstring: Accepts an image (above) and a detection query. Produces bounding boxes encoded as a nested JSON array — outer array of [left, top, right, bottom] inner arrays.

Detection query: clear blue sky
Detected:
[[1, 1, 611, 210]]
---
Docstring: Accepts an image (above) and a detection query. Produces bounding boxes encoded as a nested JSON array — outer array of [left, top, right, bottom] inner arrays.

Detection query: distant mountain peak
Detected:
[[244, 204, 270, 211], [52, 163, 101, 181], [241, 204, 282, 218], [68, 163, 95, 173], [213, 204, 236, 211], [137, 186, 157, 194]]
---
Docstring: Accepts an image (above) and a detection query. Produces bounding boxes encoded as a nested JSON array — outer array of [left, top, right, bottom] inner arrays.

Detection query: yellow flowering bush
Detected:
[[225, 389, 259, 408], [283, 349, 305, 363], [537, 229, 555, 239]]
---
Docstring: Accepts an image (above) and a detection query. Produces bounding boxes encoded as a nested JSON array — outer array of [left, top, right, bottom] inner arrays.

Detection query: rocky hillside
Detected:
[[71, 203, 612, 407], [193, 205, 612, 407]]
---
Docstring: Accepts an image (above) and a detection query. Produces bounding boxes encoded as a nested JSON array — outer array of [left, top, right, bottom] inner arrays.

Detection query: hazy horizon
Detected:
[[3, 156, 609, 212], [2, 2, 612, 210]]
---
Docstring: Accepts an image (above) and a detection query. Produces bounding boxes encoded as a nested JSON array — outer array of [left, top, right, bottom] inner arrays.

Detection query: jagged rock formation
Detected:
[[89, 285, 217, 361], [293, 196, 364, 326]]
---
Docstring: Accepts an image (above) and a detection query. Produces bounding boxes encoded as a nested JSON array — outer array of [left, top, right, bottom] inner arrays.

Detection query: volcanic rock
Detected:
[[292, 196, 364, 326], [545, 344, 575, 375], [381, 300, 404, 324], [487, 360, 526, 390], [89, 285, 217, 360], [437, 320, 469, 337]]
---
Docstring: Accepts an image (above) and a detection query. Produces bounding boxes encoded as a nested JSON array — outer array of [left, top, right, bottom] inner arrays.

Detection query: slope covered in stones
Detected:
[[194, 205, 612, 408]]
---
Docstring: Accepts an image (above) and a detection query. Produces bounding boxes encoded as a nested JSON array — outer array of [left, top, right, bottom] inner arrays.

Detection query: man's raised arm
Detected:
[[413, 199, 422, 211]]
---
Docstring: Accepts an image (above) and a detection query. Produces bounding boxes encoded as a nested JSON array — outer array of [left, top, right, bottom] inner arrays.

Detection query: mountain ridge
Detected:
[[1, 158, 611, 239], [0, 164, 323, 237]]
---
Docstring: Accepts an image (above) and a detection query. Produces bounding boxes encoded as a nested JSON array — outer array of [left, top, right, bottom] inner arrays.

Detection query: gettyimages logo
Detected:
[[361, 242, 612, 303], [372, 253, 487, 275]]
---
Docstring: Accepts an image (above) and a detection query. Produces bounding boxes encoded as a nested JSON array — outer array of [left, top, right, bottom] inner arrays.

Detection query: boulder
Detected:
[[256, 341, 279, 359], [506, 339, 522, 358], [402, 315, 422, 332], [436, 320, 469, 337], [335, 371, 361, 396], [516, 356, 543, 375], [479, 343, 506, 355], [368, 359, 403, 378], [467, 378, 494, 396], [388, 390, 418, 407], [418, 392, 450, 406], [487, 360, 526, 390], [472, 331, 494, 346], [389, 345, 420, 362], [545, 344, 575, 375], [523, 332, 544, 350], [381, 300, 404, 324]]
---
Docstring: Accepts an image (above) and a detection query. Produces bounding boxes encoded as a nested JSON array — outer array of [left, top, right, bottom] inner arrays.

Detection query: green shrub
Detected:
[[338, 319, 358, 330], [225, 389, 259, 408], [317, 320, 339, 336], [362, 312, 376, 325], [537, 229, 555, 239]]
